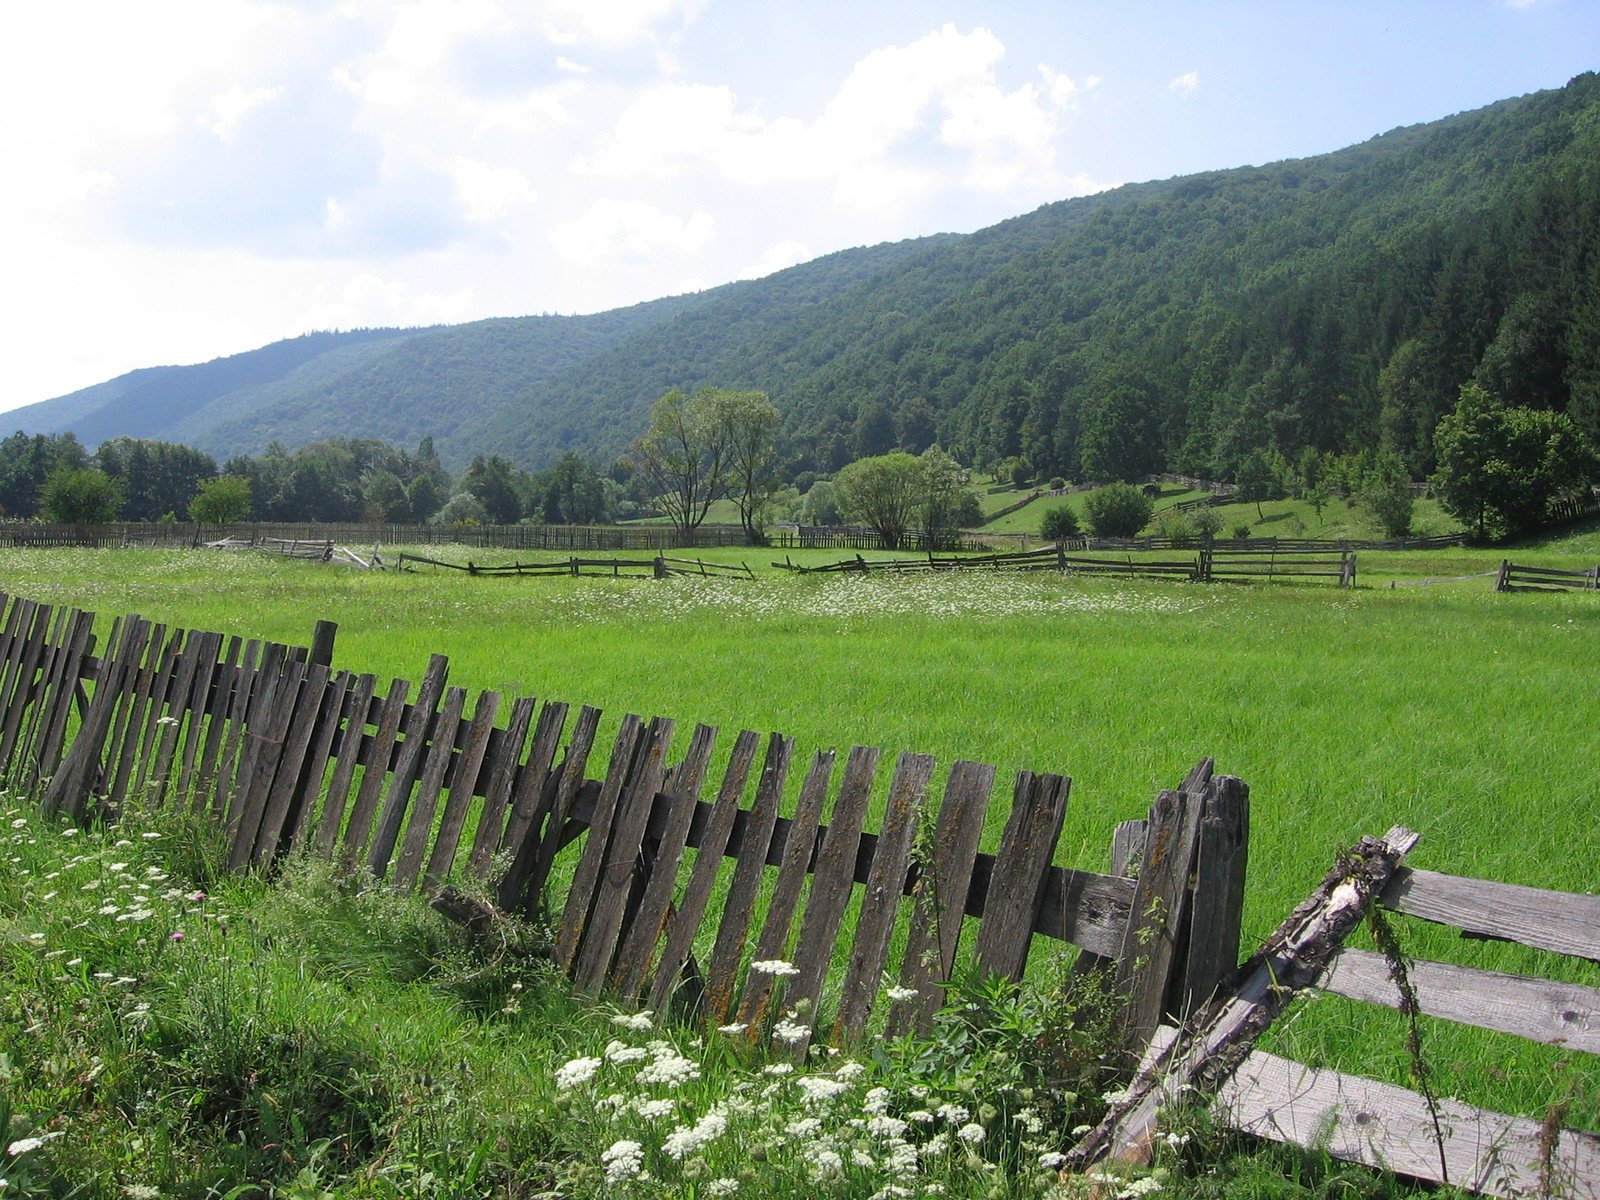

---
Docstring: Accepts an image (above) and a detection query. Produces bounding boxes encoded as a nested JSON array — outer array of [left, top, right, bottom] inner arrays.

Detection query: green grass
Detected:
[[0, 544, 1596, 1193]]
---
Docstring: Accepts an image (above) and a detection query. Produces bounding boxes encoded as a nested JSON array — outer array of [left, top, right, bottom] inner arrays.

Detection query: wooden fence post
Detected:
[[309, 620, 337, 668]]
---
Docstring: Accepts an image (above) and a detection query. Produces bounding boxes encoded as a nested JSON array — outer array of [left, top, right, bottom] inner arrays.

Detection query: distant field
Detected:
[[1, 543, 1596, 1126]]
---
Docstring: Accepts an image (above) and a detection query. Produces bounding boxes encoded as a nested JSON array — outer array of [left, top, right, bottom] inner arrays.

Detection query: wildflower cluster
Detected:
[[550, 971, 1107, 1199]]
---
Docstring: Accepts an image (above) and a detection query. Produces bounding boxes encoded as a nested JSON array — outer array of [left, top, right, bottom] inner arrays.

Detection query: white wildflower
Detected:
[[554, 1056, 602, 1090], [705, 1179, 739, 1196], [633, 1098, 675, 1121], [662, 1112, 727, 1160], [715, 1022, 748, 1035], [763, 1062, 794, 1076], [636, 1046, 700, 1088], [795, 1075, 851, 1104], [836, 1060, 867, 1081], [807, 1146, 844, 1181], [750, 959, 798, 977], [601, 1139, 644, 1183], [604, 1040, 647, 1064], [772, 1016, 809, 1045], [884, 985, 919, 1002], [6, 1131, 64, 1155], [610, 1010, 654, 1032], [956, 1122, 986, 1145]]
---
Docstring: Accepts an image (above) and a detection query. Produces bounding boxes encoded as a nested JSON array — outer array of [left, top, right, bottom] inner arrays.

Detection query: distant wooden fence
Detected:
[[0, 521, 760, 551], [776, 544, 1357, 587], [0, 589, 1246, 1048], [1496, 559, 1600, 592], [394, 552, 753, 580]]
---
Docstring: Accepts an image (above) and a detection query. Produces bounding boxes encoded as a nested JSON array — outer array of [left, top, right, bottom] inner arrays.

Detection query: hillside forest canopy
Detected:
[[2, 75, 1600, 539]]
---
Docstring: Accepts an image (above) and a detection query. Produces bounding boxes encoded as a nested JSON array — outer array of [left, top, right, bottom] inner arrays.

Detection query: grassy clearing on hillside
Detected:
[[0, 546, 1595, 1138]]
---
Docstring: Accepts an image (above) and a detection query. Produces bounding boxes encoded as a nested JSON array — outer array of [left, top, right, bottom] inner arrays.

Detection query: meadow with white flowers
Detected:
[[1, 545, 1595, 1195]]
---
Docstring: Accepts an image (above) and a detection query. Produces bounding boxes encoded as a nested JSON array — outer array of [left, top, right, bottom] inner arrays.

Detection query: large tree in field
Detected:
[[632, 387, 772, 541], [189, 475, 253, 529], [1432, 382, 1597, 540], [722, 390, 783, 543], [833, 451, 922, 550]]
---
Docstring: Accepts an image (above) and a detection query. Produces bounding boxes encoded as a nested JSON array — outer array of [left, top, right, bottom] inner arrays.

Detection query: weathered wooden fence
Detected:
[[1074, 827, 1600, 1199], [1, 590, 1246, 1049], [394, 552, 754, 580], [1496, 559, 1600, 592]]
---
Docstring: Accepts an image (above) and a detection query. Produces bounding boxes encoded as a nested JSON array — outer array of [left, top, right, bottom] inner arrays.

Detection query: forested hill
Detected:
[[14, 73, 1600, 479]]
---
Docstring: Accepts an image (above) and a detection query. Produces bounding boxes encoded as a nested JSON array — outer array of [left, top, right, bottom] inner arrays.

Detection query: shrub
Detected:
[[1155, 509, 1197, 546], [1048, 476, 1066, 491], [1232, 521, 1252, 539], [1082, 483, 1154, 538], [1039, 504, 1081, 542], [1191, 505, 1225, 541]]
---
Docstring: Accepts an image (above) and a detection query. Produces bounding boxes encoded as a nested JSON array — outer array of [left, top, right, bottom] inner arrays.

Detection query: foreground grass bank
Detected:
[[2, 797, 1468, 1199], [0, 546, 1595, 1140]]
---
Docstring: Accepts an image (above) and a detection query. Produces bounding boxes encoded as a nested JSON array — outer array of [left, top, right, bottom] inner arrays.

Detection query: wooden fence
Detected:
[[0, 521, 760, 551], [1496, 559, 1600, 592], [775, 544, 1357, 587], [0, 589, 1246, 1049], [394, 552, 754, 580]]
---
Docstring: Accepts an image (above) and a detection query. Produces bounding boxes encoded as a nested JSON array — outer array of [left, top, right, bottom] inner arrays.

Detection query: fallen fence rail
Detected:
[[396, 552, 753, 579], [1072, 828, 1600, 1199]]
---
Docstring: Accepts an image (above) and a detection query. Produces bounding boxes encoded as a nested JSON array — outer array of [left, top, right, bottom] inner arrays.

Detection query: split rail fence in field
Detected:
[[1496, 559, 1600, 592], [394, 552, 754, 580], [1, 589, 1245, 1049]]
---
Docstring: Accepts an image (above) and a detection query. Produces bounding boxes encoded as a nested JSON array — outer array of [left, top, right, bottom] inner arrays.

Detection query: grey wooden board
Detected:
[[145, 628, 210, 804], [249, 663, 331, 867], [282, 669, 353, 854], [340, 675, 411, 860], [8, 604, 65, 780], [555, 714, 645, 972], [502, 700, 587, 910], [368, 653, 450, 877], [192, 635, 245, 809], [973, 770, 1070, 980], [217, 639, 277, 824], [785, 745, 880, 1045], [128, 626, 186, 802], [1318, 946, 1600, 1054], [1381, 867, 1600, 961], [425, 689, 502, 892], [611, 722, 718, 1003], [392, 685, 468, 892], [735, 749, 835, 1030], [36, 608, 96, 783], [572, 717, 676, 995], [1216, 1049, 1600, 1200], [226, 654, 305, 870], [465, 695, 534, 877], [648, 728, 763, 1016], [703, 734, 794, 1025], [836, 751, 934, 1041], [223, 641, 288, 839], [889, 759, 994, 1035], [1115, 785, 1204, 1050], [312, 672, 376, 856], [1181, 774, 1250, 1014], [108, 620, 168, 809]]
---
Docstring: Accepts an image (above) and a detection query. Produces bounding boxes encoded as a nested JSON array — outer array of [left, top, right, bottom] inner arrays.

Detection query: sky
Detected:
[[1, 1, 1596, 414]]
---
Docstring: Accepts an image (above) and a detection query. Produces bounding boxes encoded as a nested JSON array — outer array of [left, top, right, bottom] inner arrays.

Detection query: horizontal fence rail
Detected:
[[1496, 559, 1600, 592]]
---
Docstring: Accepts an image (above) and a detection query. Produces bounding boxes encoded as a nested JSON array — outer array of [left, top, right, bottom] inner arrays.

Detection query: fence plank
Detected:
[[1217, 1050, 1600, 1200], [281, 668, 353, 855], [312, 672, 376, 856], [703, 735, 794, 1025], [249, 663, 331, 868], [127, 626, 187, 803], [215, 639, 276, 822], [554, 714, 646, 973], [0, 602, 51, 770], [144, 629, 213, 805], [735, 749, 835, 1030], [340, 675, 411, 861], [1318, 946, 1600, 1054], [34, 607, 96, 785], [785, 745, 880, 1046], [192, 635, 245, 810], [391, 685, 468, 892], [5, 604, 60, 782], [836, 751, 934, 1042], [611, 723, 719, 1003], [44, 614, 145, 821], [107, 621, 169, 811], [1115, 786, 1204, 1052], [1181, 775, 1251, 1015], [649, 729, 763, 1017], [498, 700, 583, 911], [226, 654, 304, 870], [1380, 868, 1600, 961], [572, 717, 676, 995], [889, 760, 995, 1035], [973, 770, 1070, 980], [465, 695, 534, 878], [424, 689, 502, 892], [368, 654, 450, 878]]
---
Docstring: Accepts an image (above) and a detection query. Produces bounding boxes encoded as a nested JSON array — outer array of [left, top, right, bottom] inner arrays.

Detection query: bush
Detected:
[[1082, 483, 1154, 538], [1191, 505, 1225, 541], [1039, 504, 1081, 542], [1048, 476, 1066, 491], [1155, 509, 1197, 546], [1232, 521, 1252, 539]]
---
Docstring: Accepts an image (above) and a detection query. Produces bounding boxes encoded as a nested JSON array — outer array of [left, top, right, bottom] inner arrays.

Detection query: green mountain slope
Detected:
[[16, 73, 1600, 481]]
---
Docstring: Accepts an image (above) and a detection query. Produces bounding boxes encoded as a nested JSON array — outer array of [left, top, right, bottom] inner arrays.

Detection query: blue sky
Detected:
[[1, 0, 1595, 414]]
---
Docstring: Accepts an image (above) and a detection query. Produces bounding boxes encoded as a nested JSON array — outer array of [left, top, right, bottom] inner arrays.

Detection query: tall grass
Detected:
[[0, 547, 1595, 1132]]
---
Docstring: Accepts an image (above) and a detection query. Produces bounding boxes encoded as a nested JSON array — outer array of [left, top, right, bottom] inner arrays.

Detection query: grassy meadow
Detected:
[[2, 539, 1597, 1196]]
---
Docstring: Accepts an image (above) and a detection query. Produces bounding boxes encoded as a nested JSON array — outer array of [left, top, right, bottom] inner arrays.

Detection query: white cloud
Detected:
[[550, 198, 715, 265], [538, 0, 707, 45], [201, 85, 285, 142], [1168, 70, 1200, 95], [578, 23, 1087, 216], [450, 157, 538, 223], [740, 240, 812, 280]]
